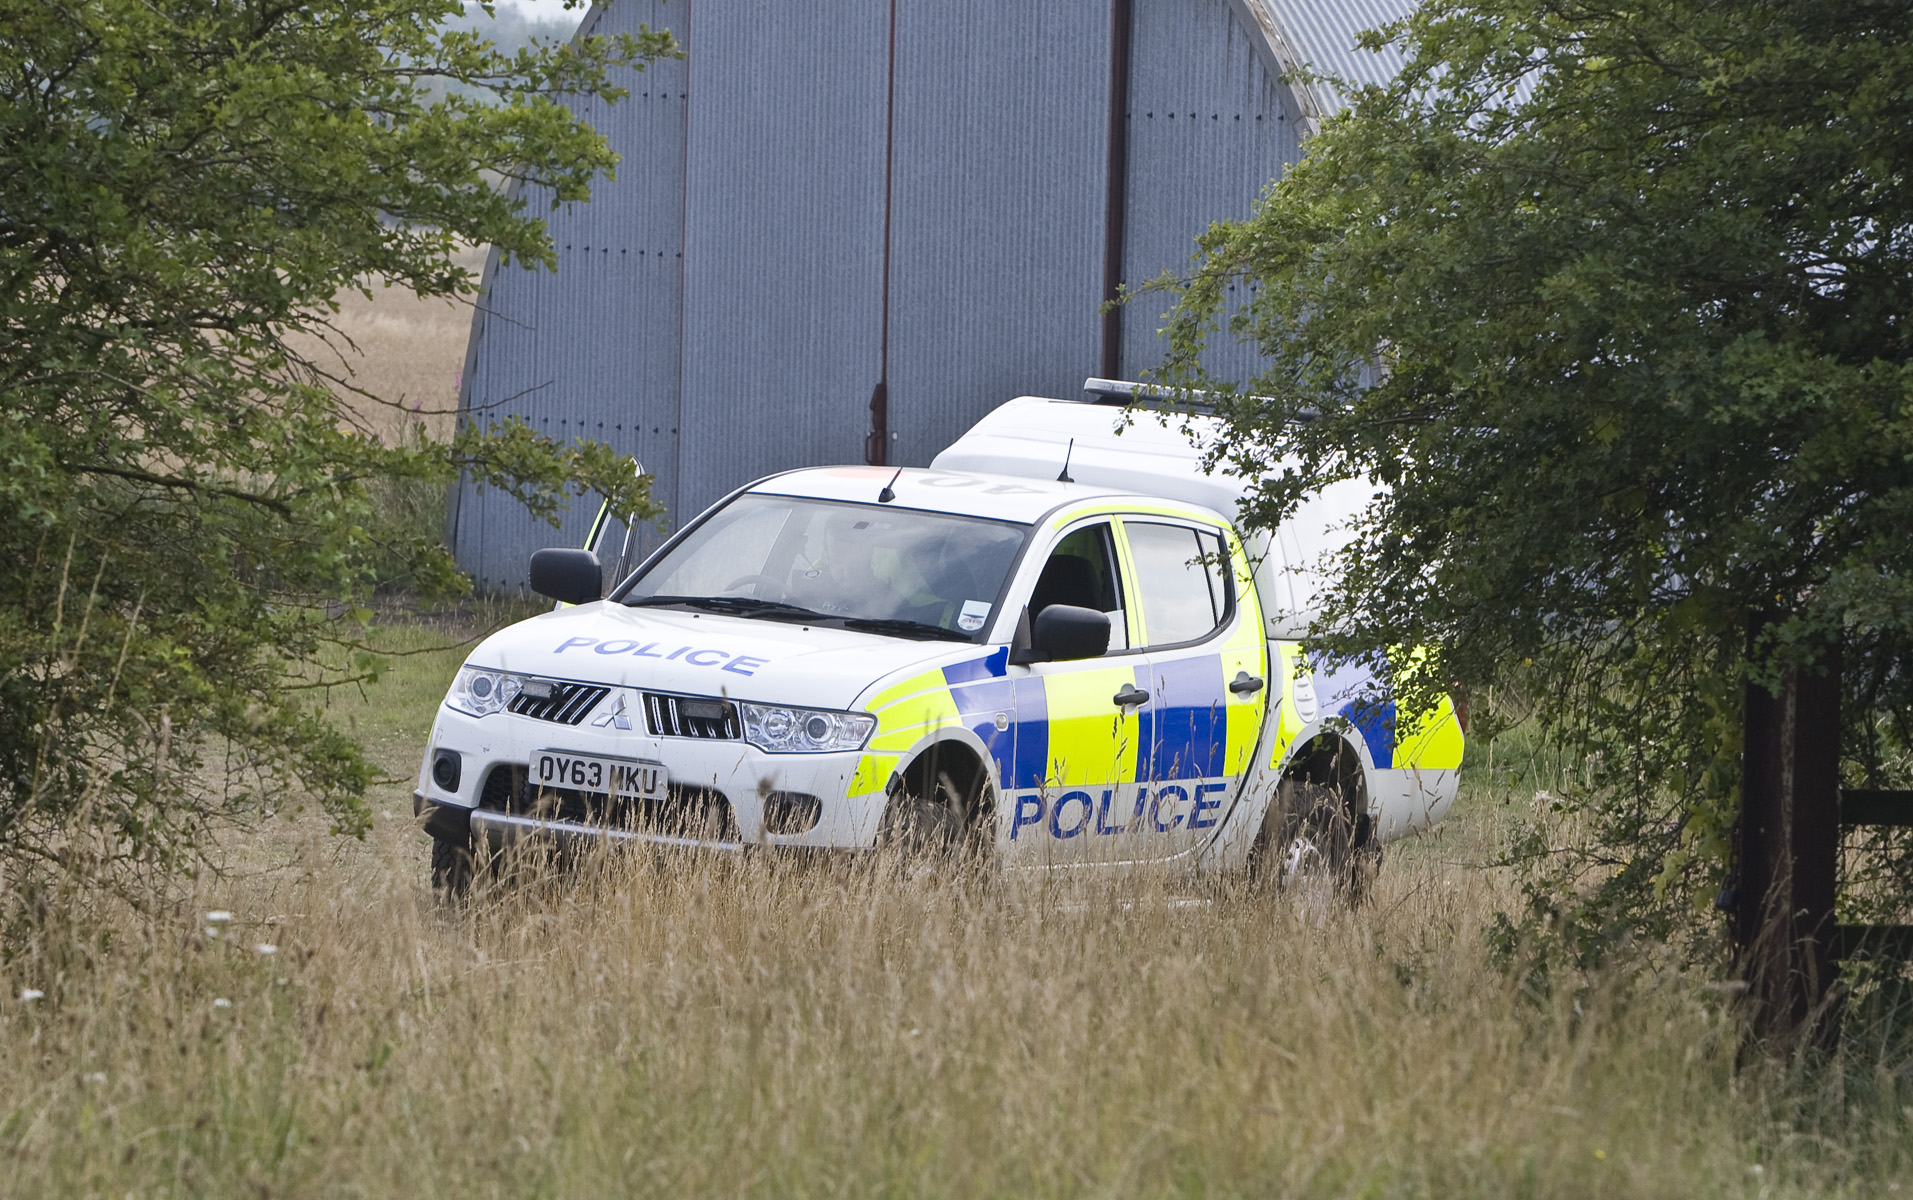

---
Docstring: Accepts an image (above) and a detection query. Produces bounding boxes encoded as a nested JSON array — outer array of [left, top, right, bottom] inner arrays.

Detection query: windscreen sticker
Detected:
[[957, 600, 992, 632]]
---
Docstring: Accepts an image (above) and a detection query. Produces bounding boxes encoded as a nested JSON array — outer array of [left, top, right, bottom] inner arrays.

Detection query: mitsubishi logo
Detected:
[[590, 692, 635, 730]]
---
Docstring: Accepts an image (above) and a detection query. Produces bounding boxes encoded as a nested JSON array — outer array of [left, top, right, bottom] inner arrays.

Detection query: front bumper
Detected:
[[470, 806, 749, 854], [413, 705, 893, 851]]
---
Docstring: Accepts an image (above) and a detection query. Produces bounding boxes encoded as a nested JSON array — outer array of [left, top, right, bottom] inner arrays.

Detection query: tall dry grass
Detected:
[[4, 786, 1908, 1196]]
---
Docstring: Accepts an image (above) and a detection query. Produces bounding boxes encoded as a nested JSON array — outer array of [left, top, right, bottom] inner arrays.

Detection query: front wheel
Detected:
[[430, 832, 474, 898], [880, 768, 990, 862]]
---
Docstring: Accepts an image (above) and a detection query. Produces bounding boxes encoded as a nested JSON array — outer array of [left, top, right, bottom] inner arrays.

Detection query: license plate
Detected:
[[534, 751, 667, 800]]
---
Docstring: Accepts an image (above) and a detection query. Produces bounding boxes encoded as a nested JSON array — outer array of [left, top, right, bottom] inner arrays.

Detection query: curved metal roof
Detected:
[[1230, 0, 1417, 129]]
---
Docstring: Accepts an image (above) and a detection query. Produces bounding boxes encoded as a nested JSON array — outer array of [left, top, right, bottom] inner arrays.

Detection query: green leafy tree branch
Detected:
[[1159, 0, 1913, 961], [0, 0, 672, 888]]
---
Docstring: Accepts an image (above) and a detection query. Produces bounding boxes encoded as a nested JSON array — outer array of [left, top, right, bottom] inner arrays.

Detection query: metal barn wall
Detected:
[[674, 2, 891, 524], [451, 0, 688, 591], [449, 0, 1388, 594], [884, 2, 1112, 472], [1117, 0, 1301, 384]]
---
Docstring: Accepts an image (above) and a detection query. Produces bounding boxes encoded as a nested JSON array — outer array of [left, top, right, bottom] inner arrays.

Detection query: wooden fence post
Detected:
[[1732, 623, 1841, 1047]]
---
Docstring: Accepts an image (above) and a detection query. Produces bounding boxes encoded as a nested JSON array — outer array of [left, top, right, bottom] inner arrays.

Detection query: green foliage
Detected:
[[1160, 0, 1913, 958], [0, 0, 671, 885], [425, 2, 588, 107]]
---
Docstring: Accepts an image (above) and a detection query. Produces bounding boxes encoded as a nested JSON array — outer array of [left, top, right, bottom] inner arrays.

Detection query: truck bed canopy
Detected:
[[930, 386, 1374, 639]]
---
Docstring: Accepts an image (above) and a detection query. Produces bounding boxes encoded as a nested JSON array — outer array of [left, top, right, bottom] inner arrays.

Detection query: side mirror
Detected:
[[1023, 604, 1110, 663], [529, 548, 603, 606]]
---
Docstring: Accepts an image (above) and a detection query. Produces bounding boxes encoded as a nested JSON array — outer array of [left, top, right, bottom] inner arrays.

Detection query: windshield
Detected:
[[617, 494, 1030, 642]]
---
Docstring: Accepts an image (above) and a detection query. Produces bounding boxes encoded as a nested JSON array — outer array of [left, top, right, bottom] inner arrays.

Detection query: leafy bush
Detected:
[[0, 0, 671, 889]]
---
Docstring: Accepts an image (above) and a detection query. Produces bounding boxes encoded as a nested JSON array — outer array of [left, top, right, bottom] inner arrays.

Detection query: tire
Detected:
[[1252, 778, 1377, 900], [881, 767, 988, 862], [430, 831, 474, 898]]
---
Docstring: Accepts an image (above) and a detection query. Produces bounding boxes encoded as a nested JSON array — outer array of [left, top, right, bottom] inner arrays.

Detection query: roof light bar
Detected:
[[1081, 377, 1196, 406], [1080, 377, 1316, 422]]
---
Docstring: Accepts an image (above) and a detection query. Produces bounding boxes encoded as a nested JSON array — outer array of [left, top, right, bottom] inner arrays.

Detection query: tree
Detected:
[[1161, 0, 1913, 958], [0, 0, 670, 886]]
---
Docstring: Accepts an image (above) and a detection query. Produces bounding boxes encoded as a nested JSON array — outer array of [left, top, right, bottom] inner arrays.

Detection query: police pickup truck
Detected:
[[415, 384, 1463, 889]]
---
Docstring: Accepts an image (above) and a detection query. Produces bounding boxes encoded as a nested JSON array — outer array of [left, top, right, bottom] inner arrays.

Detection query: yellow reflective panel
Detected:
[[1222, 648, 1266, 777], [867, 685, 963, 754], [1218, 528, 1268, 776], [1220, 528, 1264, 652], [866, 667, 947, 713], [1387, 644, 1465, 770], [1105, 520, 1149, 651], [1040, 666, 1142, 787], [1266, 642, 1307, 771], [849, 753, 899, 799], [1396, 695, 1465, 771]]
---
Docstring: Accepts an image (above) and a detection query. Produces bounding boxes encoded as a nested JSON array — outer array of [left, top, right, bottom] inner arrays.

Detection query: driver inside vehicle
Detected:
[[795, 514, 943, 624]]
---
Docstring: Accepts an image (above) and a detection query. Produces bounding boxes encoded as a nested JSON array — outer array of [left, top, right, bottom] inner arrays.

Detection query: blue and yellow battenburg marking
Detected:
[[1275, 648, 1464, 773], [850, 649, 1251, 837], [849, 521, 1275, 842]]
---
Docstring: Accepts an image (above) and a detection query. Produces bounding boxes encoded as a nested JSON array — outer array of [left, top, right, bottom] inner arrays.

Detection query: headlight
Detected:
[[447, 666, 524, 717], [739, 702, 876, 753]]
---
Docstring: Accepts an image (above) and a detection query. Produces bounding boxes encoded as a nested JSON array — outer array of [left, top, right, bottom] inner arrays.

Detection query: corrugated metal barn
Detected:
[[450, 0, 1413, 591]]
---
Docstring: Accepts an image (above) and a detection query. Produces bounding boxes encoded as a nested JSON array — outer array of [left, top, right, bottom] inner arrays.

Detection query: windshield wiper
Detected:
[[626, 595, 775, 613], [625, 595, 831, 620], [675, 596, 788, 614], [839, 617, 973, 642], [737, 601, 832, 621], [628, 595, 970, 641]]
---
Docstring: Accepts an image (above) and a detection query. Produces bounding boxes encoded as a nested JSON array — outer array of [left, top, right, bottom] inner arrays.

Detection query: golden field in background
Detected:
[[283, 245, 489, 446]]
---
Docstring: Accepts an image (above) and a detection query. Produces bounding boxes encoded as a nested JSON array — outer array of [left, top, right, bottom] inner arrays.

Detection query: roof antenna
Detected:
[[877, 467, 903, 503], [1056, 438, 1076, 484]]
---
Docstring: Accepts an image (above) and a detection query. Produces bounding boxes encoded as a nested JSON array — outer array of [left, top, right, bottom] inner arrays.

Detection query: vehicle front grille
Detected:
[[507, 681, 610, 725], [479, 763, 521, 810], [478, 765, 737, 840], [642, 692, 741, 740]]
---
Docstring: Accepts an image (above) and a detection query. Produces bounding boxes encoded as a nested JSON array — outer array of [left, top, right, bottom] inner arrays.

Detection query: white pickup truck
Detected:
[[414, 385, 1463, 889]]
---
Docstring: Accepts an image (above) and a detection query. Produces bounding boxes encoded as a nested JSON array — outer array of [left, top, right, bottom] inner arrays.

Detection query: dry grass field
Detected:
[[3, 271, 1909, 1198], [282, 244, 488, 447], [2, 623, 1910, 1198]]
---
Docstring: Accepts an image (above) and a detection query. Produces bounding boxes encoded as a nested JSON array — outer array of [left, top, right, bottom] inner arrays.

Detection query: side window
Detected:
[[1125, 521, 1232, 647], [1028, 522, 1128, 652]]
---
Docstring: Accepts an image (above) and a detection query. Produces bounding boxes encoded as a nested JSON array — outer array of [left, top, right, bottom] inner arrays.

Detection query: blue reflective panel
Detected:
[[1148, 653, 1226, 782]]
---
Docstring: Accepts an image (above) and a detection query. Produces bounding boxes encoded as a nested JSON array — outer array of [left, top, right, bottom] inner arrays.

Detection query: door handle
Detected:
[[1229, 671, 1265, 696], [1112, 683, 1150, 708]]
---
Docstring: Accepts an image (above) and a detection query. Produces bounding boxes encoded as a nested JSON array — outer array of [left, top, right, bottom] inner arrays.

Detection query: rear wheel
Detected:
[[1253, 777, 1378, 900]]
